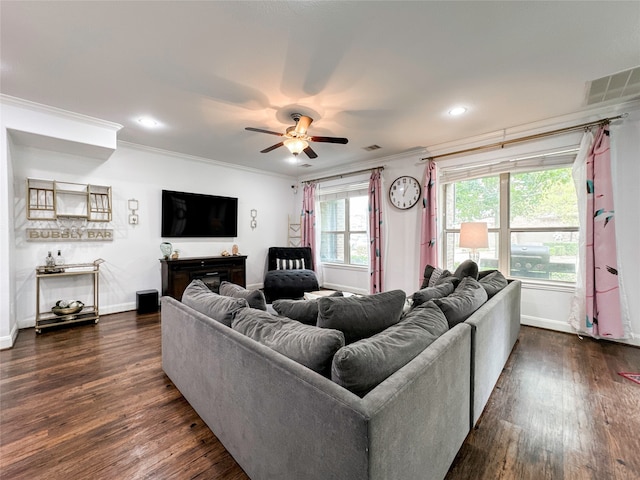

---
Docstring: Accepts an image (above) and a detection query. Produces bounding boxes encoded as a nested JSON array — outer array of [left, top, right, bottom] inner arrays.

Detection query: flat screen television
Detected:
[[161, 189, 238, 238]]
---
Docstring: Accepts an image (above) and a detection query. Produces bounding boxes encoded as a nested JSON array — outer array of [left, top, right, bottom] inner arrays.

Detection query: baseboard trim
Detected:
[[522, 314, 640, 347], [0, 322, 19, 350]]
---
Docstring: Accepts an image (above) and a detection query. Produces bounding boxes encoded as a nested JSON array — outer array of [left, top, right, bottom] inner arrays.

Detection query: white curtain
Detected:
[[568, 131, 594, 333]]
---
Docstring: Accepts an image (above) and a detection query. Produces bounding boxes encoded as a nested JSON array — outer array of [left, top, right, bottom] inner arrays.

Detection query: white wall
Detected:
[[1, 99, 298, 343]]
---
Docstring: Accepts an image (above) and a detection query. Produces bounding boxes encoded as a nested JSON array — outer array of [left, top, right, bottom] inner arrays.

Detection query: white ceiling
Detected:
[[1, 1, 639, 177]]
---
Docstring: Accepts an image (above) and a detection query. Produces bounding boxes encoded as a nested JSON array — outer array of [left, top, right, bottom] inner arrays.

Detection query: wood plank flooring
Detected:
[[1, 311, 639, 479]]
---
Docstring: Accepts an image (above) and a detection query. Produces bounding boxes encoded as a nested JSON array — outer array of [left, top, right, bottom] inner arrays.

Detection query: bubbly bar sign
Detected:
[[27, 229, 114, 242]]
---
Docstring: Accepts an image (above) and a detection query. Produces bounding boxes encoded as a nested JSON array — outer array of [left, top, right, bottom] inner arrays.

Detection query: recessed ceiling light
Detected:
[[448, 107, 467, 116], [137, 116, 159, 128]]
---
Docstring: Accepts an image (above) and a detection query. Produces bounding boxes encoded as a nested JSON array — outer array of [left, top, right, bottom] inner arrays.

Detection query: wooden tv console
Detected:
[[160, 255, 247, 300]]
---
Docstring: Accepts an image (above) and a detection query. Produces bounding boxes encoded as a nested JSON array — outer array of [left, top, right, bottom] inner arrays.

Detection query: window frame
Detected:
[[319, 193, 369, 267], [442, 167, 579, 284]]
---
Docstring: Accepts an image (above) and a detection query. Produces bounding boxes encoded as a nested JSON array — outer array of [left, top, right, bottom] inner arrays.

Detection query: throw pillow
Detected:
[[453, 259, 479, 280], [433, 276, 488, 328], [317, 289, 406, 344], [232, 308, 345, 376], [478, 270, 508, 298], [219, 281, 267, 311], [276, 258, 306, 270], [410, 281, 455, 308], [421, 264, 453, 289], [331, 301, 449, 397], [182, 279, 249, 327], [272, 291, 343, 325]]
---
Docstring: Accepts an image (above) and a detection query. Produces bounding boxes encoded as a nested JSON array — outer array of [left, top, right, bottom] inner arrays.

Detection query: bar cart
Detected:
[[35, 259, 104, 333]]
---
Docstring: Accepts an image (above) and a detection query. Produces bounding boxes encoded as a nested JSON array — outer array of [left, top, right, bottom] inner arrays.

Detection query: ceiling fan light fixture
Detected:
[[284, 138, 308, 156]]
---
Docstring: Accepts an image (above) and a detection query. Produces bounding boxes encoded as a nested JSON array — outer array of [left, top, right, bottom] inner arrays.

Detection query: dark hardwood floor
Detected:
[[1, 311, 638, 480]]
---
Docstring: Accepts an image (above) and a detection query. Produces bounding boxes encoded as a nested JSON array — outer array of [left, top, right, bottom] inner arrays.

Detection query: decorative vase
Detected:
[[160, 242, 172, 259]]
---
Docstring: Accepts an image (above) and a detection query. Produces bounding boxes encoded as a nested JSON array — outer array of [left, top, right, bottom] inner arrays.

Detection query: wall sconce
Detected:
[[459, 222, 489, 263], [128, 198, 139, 225], [250, 209, 257, 230]]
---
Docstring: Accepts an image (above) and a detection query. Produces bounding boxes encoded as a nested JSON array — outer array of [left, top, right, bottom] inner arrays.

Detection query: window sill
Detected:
[[320, 262, 368, 272], [515, 278, 575, 293]]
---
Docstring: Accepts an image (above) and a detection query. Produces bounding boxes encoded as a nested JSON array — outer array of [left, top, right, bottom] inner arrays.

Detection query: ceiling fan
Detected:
[[245, 113, 348, 159]]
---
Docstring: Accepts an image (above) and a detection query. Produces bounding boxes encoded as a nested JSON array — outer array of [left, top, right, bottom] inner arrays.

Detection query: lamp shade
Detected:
[[459, 222, 489, 249]]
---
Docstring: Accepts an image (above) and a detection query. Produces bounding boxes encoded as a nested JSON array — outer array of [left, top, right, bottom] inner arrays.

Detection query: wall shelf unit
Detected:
[[27, 178, 112, 222]]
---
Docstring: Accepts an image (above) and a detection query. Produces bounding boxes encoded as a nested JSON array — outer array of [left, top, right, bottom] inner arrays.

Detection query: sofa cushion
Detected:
[[182, 279, 248, 327], [453, 259, 479, 280], [433, 276, 488, 328], [231, 308, 345, 375], [420, 264, 453, 289], [317, 290, 406, 344], [331, 301, 449, 397], [272, 291, 343, 325], [478, 269, 498, 280], [219, 281, 267, 311], [410, 282, 455, 308], [478, 270, 508, 298]]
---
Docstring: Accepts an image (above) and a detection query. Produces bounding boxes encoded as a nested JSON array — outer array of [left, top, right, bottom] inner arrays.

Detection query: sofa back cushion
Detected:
[[410, 282, 455, 308], [232, 308, 345, 376], [331, 301, 449, 396], [317, 290, 406, 344], [453, 259, 479, 280], [182, 279, 248, 327], [219, 281, 267, 311], [433, 276, 488, 328], [272, 291, 343, 325], [478, 270, 508, 298]]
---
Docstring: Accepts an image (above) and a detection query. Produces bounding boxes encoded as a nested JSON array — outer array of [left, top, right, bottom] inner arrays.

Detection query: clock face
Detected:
[[389, 176, 421, 210]]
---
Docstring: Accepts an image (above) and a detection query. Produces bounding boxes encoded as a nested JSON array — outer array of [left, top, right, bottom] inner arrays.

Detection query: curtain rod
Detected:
[[304, 166, 384, 184], [422, 113, 627, 162]]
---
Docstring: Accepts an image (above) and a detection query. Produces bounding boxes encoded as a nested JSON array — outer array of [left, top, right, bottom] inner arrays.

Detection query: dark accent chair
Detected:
[[263, 247, 319, 302]]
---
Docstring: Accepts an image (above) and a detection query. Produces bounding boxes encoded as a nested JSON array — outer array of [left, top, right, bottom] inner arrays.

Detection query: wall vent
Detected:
[[585, 66, 640, 105], [363, 144, 381, 151]]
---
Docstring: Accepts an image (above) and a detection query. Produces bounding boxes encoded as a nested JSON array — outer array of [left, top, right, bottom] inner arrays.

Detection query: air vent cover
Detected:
[[585, 66, 640, 105], [363, 144, 381, 151]]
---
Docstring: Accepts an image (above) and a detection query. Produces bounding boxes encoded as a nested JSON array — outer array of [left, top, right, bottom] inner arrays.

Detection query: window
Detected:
[[319, 184, 369, 266], [443, 165, 578, 282]]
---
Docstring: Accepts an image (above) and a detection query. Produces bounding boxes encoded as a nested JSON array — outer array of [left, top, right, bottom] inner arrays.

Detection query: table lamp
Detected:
[[459, 222, 489, 263]]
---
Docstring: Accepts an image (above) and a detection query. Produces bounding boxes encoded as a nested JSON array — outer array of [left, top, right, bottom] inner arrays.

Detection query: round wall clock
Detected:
[[389, 176, 421, 210]]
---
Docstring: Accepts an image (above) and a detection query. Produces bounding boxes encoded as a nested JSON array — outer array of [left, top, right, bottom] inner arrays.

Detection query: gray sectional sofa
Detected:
[[161, 277, 521, 480]]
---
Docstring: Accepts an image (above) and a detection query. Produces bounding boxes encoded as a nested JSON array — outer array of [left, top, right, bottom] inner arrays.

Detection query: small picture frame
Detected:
[[129, 214, 139, 225]]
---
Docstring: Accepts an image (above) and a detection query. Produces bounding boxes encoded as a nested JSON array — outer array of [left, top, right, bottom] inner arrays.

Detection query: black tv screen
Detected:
[[161, 189, 238, 238]]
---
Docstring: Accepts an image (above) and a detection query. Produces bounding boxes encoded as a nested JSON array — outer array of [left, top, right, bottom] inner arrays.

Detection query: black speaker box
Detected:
[[136, 289, 159, 314]]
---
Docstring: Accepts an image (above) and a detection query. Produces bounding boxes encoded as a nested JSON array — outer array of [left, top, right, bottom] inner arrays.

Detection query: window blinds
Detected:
[[438, 150, 578, 184], [318, 181, 369, 201]]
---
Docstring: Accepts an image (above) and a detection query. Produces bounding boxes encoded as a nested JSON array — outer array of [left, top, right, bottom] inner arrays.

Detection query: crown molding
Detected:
[[117, 141, 296, 180], [296, 147, 427, 182], [0, 94, 123, 132]]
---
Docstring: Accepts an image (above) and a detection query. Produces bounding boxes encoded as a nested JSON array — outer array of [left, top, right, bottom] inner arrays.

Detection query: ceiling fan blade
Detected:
[[295, 115, 313, 135], [245, 127, 284, 136], [260, 142, 284, 153], [303, 146, 318, 159], [310, 136, 349, 144]]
